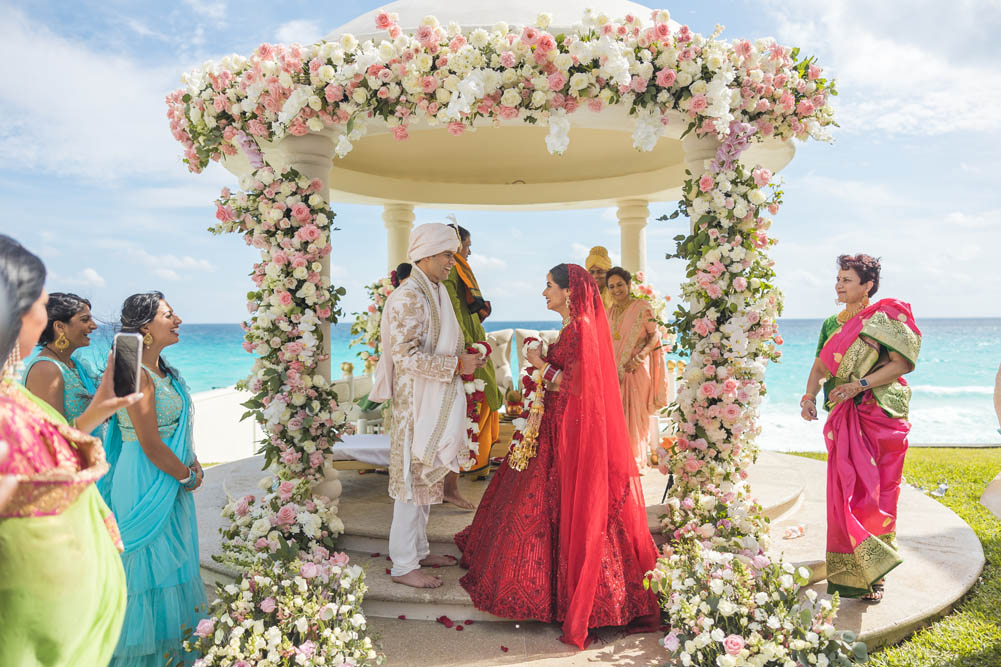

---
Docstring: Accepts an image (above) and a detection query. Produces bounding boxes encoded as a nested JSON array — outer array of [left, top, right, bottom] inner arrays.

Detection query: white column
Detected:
[[681, 133, 721, 233], [278, 133, 336, 382], [382, 203, 415, 272], [617, 199, 649, 275]]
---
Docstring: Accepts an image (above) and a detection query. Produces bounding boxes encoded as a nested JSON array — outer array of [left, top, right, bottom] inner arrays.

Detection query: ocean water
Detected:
[[60, 318, 1001, 450]]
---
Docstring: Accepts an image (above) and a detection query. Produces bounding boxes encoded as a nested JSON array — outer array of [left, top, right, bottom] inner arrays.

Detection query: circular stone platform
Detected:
[[195, 452, 984, 661]]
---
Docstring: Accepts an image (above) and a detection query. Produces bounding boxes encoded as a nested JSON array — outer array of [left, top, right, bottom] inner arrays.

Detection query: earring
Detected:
[[54, 332, 70, 351], [2, 344, 23, 382], [143, 333, 153, 348]]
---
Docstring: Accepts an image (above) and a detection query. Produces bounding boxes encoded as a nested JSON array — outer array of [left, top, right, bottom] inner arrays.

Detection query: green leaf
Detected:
[[182, 93, 192, 103], [840, 630, 857, 644], [852, 641, 869, 662]]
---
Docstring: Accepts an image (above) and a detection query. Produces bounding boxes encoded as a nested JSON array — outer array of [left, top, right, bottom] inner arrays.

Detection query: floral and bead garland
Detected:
[[646, 126, 866, 664], [186, 149, 377, 664], [460, 341, 491, 467], [507, 337, 547, 471], [349, 275, 395, 374]]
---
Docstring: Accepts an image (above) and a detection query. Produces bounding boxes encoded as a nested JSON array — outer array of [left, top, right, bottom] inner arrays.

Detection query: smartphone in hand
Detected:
[[112, 333, 143, 398]]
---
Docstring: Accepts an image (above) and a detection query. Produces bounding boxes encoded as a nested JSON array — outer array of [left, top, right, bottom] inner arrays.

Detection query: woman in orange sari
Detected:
[[605, 267, 667, 466], [801, 254, 920, 603]]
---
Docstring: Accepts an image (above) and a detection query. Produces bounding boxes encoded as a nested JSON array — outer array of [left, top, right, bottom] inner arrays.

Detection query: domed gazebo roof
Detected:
[[222, 0, 794, 211]]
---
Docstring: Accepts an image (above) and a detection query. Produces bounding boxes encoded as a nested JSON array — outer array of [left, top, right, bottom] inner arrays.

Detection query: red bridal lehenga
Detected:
[[455, 264, 660, 649]]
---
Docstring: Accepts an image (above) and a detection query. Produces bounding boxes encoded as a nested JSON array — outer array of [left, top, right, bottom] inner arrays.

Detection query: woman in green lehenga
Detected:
[[0, 235, 141, 666]]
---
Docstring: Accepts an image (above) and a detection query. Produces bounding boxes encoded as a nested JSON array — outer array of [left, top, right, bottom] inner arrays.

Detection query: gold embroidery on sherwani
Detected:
[[384, 273, 462, 505]]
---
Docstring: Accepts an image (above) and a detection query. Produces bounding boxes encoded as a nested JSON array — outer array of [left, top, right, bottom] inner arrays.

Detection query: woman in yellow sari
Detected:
[[605, 267, 667, 465], [0, 234, 141, 666]]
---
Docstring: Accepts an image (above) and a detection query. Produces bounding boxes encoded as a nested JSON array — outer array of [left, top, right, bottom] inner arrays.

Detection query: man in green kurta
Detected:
[[445, 224, 503, 474]]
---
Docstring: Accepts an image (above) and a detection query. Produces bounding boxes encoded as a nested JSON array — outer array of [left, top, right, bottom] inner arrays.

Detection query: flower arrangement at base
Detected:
[[349, 276, 395, 375], [507, 337, 547, 471], [504, 389, 524, 417], [186, 546, 379, 667]]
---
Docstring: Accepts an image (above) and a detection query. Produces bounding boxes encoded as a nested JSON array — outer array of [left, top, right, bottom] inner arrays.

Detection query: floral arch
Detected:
[[169, 7, 866, 666]]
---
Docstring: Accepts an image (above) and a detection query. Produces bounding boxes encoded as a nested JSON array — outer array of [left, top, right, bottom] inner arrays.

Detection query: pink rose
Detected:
[[681, 497, 695, 510], [684, 457, 702, 473], [300, 561, 319, 579], [447, 121, 466, 136], [654, 23, 671, 40], [500, 51, 516, 68], [290, 255, 308, 269], [733, 277, 748, 291], [698, 173, 714, 192], [752, 167, 772, 187], [630, 75, 647, 93], [291, 203, 311, 223], [277, 480, 296, 501], [309, 450, 324, 469], [194, 618, 215, 638], [656, 68, 677, 87], [722, 403, 741, 421], [663, 632, 680, 652], [699, 381, 718, 398], [374, 11, 393, 30], [392, 125, 409, 141], [520, 26, 539, 45], [278, 291, 293, 307], [331, 551, 350, 567], [689, 93, 708, 114], [536, 33, 556, 53], [752, 554, 771, 570], [274, 503, 298, 526], [260, 596, 277, 613], [548, 71, 567, 91], [255, 537, 269, 550], [235, 495, 252, 517], [724, 634, 745, 655], [298, 224, 322, 242], [498, 105, 519, 120]]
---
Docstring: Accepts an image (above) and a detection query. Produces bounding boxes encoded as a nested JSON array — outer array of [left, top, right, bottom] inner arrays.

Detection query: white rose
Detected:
[[500, 88, 521, 107], [531, 90, 547, 107], [748, 189, 766, 205], [415, 53, 433, 72], [306, 117, 324, 132], [352, 87, 368, 104], [340, 34, 358, 51], [378, 42, 395, 61], [278, 71, 293, 88], [537, 12, 553, 29], [569, 72, 590, 91]]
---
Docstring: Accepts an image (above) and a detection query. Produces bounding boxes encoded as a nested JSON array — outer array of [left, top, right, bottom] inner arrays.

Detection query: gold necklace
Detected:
[[609, 301, 629, 339], [836, 297, 870, 325]]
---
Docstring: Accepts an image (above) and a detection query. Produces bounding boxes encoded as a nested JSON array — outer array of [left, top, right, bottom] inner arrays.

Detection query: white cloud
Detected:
[[469, 253, 506, 270], [276, 20, 323, 45], [51, 267, 107, 288], [125, 18, 167, 40], [182, 0, 226, 20], [0, 7, 190, 180], [765, 0, 1001, 136], [92, 239, 216, 276]]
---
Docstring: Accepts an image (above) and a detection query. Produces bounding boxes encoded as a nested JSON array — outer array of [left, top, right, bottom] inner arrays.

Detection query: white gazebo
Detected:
[[220, 0, 794, 284]]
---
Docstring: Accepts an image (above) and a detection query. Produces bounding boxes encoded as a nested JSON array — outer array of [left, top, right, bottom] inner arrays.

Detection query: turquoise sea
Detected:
[[63, 318, 1001, 450]]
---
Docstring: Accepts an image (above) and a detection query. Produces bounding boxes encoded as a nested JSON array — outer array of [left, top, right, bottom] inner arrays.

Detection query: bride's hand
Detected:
[[525, 347, 544, 369]]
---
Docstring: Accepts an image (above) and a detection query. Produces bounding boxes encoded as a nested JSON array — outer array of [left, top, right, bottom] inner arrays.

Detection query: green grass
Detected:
[[788, 448, 1001, 667]]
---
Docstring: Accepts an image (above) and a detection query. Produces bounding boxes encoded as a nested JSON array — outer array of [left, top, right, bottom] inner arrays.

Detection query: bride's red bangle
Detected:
[[801, 394, 816, 404]]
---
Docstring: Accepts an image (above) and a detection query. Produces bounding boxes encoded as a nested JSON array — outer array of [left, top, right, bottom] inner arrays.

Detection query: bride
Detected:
[[455, 263, 660, 648]]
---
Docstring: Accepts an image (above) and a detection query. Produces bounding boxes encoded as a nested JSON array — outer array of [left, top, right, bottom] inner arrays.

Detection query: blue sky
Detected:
[[1, 0, 998, 324]]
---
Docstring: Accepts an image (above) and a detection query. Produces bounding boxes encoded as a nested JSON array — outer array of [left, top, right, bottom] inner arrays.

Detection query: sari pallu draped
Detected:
[[104, 369, 206, 666], [818, 299, 921, 598]]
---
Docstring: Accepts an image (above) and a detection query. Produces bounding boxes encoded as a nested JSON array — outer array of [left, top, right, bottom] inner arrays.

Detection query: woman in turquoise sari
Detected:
[[800, 254, 920, 603], [23, 292, 101, 429], [105, 291, 206, 666], [0, 234, 141, 666]]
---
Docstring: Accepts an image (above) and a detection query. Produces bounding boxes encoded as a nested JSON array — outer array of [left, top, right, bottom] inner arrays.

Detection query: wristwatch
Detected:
[[858, 378, 870, 388]]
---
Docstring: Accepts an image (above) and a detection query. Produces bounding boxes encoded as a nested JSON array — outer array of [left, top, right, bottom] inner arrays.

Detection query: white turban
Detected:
[[408, 222, 460, 262]]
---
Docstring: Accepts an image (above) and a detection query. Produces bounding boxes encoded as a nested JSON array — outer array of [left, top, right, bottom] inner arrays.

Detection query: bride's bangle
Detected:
[[800, 394, 816, 406]]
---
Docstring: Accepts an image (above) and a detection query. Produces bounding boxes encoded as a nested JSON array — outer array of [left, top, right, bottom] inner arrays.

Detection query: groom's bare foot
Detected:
[[419, 554, 458, 567], [443, 491, 476, 510], [392, 570, 443, 588]]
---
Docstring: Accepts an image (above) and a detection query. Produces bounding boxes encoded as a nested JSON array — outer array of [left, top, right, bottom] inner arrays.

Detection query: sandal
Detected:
[[861, 581, 884, 604]]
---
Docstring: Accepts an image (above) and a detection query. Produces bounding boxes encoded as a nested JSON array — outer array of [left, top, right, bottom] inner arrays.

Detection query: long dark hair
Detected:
[[391, 262, 412, 288], [0, 235, 47, 363], [549, 263, 570, 289], [120, 291, 174, 377], [39, 292, 92, 346]]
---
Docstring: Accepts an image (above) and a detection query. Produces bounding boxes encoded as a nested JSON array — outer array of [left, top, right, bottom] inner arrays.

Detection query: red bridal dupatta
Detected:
[[817, 298, 921, 597], [558, 265, 660, 646]]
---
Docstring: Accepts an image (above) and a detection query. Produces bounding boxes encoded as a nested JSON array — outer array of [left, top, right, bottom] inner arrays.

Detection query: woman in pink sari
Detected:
[[800, 254, 920, 603], [605, 267, 667, 466]]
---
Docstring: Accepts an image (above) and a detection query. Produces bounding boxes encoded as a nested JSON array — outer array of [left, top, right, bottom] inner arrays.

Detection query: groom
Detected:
[[370, 222, 486, 588]]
